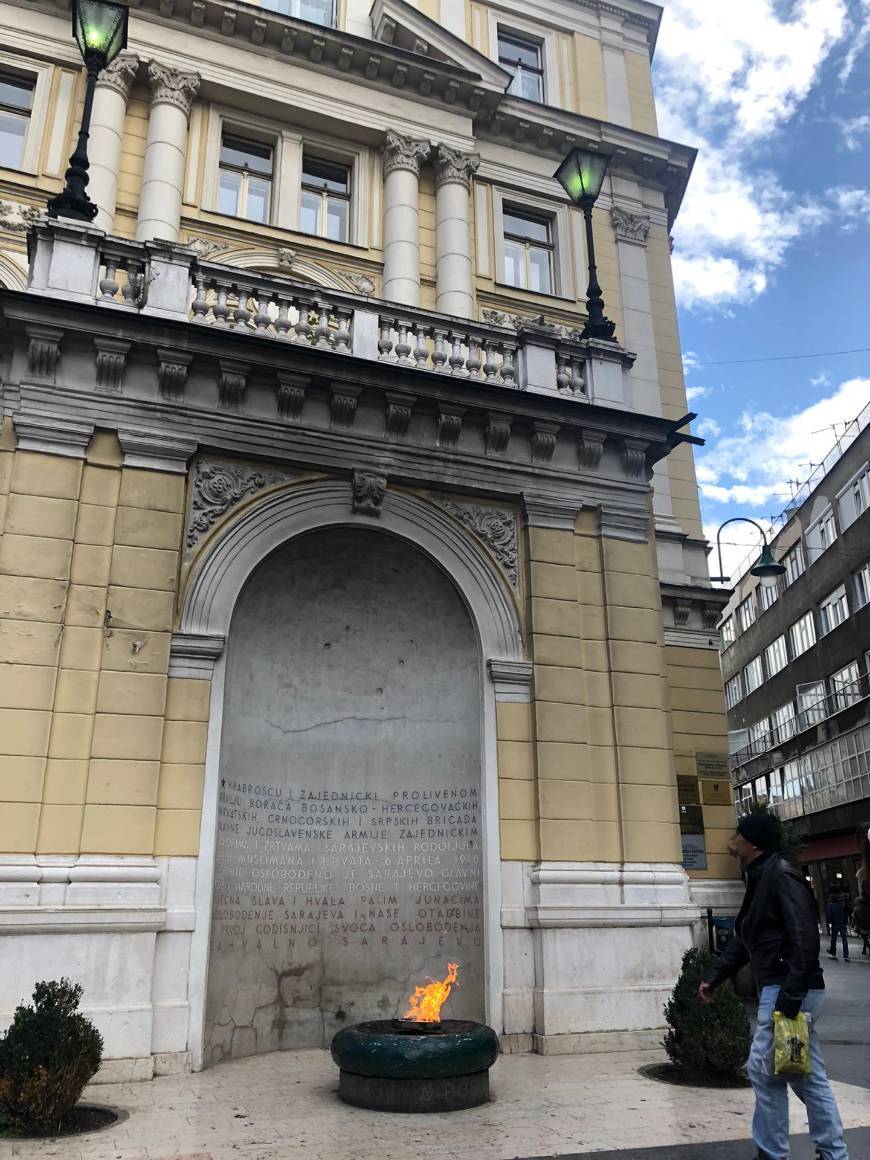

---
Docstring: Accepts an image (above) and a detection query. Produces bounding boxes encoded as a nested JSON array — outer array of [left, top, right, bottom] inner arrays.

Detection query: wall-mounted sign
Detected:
[[701, 780, 733, 806], [679, 803, 705, 835], [681, 832, 708, 871], [677, 775, 701, 806], [695, 751, 730, 778]]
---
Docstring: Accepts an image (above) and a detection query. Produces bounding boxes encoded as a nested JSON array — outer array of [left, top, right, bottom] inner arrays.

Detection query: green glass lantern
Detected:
[[554, 147, 610, 207], [73, 0, 128, 66], [749, 542, 786, 589]]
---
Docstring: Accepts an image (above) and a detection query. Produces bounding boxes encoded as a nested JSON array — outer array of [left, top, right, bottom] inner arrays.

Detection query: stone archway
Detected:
[[182, 480, 524, 1068], [204, 526, 484, 1063]]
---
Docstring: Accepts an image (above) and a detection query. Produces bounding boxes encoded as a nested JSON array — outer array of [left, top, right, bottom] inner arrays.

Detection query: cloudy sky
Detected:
[[652, 0, 870, 582]]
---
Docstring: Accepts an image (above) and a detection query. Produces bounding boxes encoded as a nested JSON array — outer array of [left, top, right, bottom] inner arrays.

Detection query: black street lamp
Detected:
[[554, 146, 616, 342], [710, 517, 787, 588], [47, 0, 128, 222]]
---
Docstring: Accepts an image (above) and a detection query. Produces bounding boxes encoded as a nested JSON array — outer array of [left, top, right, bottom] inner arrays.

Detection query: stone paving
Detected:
[[2, 953, 868, 1160]]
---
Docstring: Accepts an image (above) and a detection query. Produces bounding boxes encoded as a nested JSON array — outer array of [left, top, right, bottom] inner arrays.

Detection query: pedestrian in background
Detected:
[[854, 825, 870, 958], [826, 893, 850, 962], [698, 812, 848, 1160]]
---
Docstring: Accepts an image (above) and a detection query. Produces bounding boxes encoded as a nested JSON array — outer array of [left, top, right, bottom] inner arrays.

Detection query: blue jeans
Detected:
[[747, 986, 849, 1160]]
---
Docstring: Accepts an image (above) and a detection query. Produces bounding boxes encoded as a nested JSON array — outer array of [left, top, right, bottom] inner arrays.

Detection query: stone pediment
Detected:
[[370, 0, 511, 91]]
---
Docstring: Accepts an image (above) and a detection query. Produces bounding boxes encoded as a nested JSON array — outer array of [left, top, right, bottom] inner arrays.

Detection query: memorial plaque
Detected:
[[205, 528, 485, 1063], [695, 751, 730, 778], [681, 833, 708, 871], [701, 779, 733, 806]]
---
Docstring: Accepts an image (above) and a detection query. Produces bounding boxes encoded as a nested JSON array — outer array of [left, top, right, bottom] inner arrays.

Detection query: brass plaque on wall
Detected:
[[701, 779, 733, 806], [695, 751, 730, 778], [677, 775, 701, 806]]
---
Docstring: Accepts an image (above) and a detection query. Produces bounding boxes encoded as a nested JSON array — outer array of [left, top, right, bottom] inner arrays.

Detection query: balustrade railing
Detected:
[[374, 312, 517, 385], [96, 238, 150, 309]]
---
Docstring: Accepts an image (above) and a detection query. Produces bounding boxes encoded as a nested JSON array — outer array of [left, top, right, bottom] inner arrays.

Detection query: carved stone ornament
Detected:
[[577, 429, 606, 471], [187, 460, 288, 551], [433, 144, 480, 190], [277, 247, 296, 269], [436, 405, 465, 448], [95, 53, 139, 100], [486, 412, 511, 455], [26, 325, 62, 381], [346, 272, 376, 296], [531, 420, 559, 463], [147, 61, 200, 118], [351, 469, 387, 517], [0, 199, 42, 232], [383, 130, 431, 178], [218, 359, 249, 411], [157, 348, 193, 401], [385, 392, 414, 438], [440, 500, 519, 590], [703, 603, 723, 630], [621, 437, 649, 479], [276, 372, 308, 420], [330, 385, 361, 429], [187, 236, 230, 258], [611, 206, 651, 247], [94, 337, 130, 394], [673, 599, 691, 626]]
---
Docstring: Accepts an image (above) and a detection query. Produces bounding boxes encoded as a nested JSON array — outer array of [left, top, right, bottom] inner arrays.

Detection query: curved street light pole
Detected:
[[711, 517, 785, 587]]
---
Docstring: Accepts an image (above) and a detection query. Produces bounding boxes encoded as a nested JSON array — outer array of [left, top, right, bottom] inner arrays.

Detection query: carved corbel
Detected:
[[531, 420, 560, 464], [621, 437, 649, 479], [218, 359, 249, 411], [94, 337, 131, 395], [276, 372, 308, 420], [436, 404, 465, 448], [351, 469, 387, 518], [330, 385, 362, 429], [385, 392, 415, 439], [26, 325, 63, 381], [486, 412, 512, 456], [703, 603, 723, 630], [673, 599, 692, 626], [576, 429, 606, 471], [157, 348, 192, 401]]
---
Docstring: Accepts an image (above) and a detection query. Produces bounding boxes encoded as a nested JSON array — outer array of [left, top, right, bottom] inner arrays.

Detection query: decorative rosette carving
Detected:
[[187, 460, 288, 551]]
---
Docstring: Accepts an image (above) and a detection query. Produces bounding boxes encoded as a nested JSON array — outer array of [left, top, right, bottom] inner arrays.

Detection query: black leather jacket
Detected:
[[704, 852, 823, 1013]]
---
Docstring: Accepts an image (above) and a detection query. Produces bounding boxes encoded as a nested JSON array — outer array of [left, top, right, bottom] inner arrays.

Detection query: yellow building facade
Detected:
[[0, 0, 738, 1075]]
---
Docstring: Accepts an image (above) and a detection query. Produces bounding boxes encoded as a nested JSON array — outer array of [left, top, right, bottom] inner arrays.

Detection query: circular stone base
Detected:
[[338, 1068, 490, 1112]]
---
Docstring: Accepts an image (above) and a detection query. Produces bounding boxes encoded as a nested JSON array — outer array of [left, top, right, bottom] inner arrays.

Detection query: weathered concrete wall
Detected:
[[206, 527, 484, 1061]]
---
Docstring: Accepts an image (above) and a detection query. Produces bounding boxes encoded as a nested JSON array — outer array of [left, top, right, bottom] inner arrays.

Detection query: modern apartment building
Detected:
[[720, 410, 870, 910], [0, 0, 737, 1075]]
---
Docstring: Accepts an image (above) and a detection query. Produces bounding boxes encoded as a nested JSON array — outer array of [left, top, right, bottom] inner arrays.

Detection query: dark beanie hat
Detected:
[[737, 812, 782, 852]]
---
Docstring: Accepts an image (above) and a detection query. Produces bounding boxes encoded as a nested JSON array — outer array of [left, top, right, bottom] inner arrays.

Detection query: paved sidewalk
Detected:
[[1, 954, 867, 1160]]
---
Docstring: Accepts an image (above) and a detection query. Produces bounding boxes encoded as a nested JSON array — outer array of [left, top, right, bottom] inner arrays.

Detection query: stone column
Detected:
[[136, 62, 200, 243], [382, 130, 430, 306], [433, 144, 478, 318], [89, 54, 139, 233]]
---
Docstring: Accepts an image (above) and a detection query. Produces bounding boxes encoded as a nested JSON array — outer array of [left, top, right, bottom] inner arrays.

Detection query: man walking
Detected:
[[698, 813, 849, 1160], [826, 894, 850, 961]]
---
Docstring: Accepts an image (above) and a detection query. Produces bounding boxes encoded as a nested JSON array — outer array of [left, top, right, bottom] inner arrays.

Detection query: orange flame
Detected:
[[403, 962, 459, 1022]]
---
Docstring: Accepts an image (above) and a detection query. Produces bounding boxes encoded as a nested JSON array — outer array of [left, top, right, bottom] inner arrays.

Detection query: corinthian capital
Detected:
[[433, 144, 479, 190], [147, 61, 200, 118], [383, 130, 430, 178], [610, 206, 651, 247], [96, 53, 139, 100]]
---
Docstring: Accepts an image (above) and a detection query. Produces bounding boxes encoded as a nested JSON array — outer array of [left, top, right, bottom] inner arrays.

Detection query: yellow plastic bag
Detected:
[[773, 1011, 812, 1077]]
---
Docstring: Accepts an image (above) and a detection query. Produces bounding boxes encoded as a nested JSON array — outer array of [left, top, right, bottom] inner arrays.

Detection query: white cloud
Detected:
[[839, 113, 870, 150], [686, 385, 710, 403], [682, 350, 700, 375], [839, 0, 870, 81], [696, 418, 722, 439], [809, 371, 830, 388], [656, 0, 851, 310], [697, 377, 870, 515]]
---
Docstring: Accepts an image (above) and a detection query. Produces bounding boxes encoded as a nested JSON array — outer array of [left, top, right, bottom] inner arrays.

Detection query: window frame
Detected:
[[789, 610, 816, 658], [819, 584, 849, 637], [488, 13, 560, 106], [218, 132, 274, 224], [725, 675, 743, 710], [501, 206, 555, 294], [830, 661, 861, 711], [836, 462, 870, 531], [260, 0, 336, 27], [497, 28, 545, 103], [854, 559, 870, 609], [783, 542, 805, 586], [492, 187, 572, 300], [764, 634, 788, 677], [720, 617, 735, 650], [300, 153, 352, 244], [796, 680, 826, 728], [772, 702, 796, 744], [806, 506, 837, 563], [737, 595, 756, 633], [743, 655, 764, 695], [0, 55, 51, 175], [759, 581, 778, 611]]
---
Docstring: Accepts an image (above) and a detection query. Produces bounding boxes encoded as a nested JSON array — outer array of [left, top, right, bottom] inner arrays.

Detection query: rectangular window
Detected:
[[855, 560, 870, 609], [819, 585, 849, 636], [737, 596, 756, 633], [498, 30, 544, 102], [744, 655, 763, 694], [765, 634, 788, 677], [838, 464, 870, 530], [789, 611, 816, 658], [831, 661, 861, 710], [760, 582, 778, 611], [218, 134, 272, 223], [261, 0, 334, 25], [502, 208, 554, 295], [300, 155, 350, 243], [773, 702, 796, 744], [720, 617, 735, 650], [749, 718, 769, 750], [0, 72, 34, 170], [807, 507, 837, 562], [725, 675, 742, 709], [797, 680, 826, 728], [783, 542, 805, 586]]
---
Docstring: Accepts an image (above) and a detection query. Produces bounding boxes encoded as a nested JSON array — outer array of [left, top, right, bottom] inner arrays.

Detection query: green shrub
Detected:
[[663, 947, 751, 1078], [0, 979, 103, 1136]]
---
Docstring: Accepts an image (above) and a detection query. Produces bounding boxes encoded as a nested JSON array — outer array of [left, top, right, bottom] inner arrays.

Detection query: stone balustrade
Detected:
[[26, 219, 635, 406]]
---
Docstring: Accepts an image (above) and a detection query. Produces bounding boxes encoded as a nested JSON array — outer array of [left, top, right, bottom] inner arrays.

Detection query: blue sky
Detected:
[[651, 0, 870, 581]]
